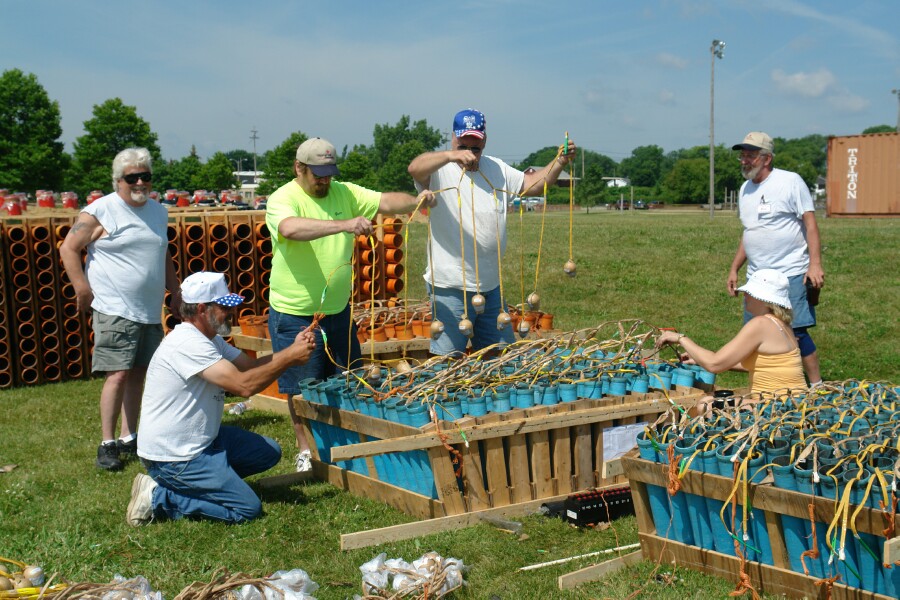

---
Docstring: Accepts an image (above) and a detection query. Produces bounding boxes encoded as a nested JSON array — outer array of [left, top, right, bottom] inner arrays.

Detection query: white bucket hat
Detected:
[[737, 269, 792, 309]]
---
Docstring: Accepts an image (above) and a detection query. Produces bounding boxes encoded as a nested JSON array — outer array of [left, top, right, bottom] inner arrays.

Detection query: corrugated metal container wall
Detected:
[[826, 132, 900, 217]]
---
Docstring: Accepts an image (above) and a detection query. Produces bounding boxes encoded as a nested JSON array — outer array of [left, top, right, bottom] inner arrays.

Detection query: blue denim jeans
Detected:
[[268, 304, 361, 394], [428, 284, 515, 355], [141, 426, 281, 524]]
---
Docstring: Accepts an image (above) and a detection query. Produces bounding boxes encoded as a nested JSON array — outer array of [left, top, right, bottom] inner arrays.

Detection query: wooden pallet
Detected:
[[257, 388, 703, 522], [622, 455, 900, 600]]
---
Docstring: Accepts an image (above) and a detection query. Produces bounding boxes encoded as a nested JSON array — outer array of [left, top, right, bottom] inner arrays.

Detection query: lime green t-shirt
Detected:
[[266, 179, 381, 315]]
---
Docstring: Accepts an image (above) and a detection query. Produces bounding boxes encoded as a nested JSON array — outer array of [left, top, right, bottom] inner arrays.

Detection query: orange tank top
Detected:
[[741, 315, 806, 393]]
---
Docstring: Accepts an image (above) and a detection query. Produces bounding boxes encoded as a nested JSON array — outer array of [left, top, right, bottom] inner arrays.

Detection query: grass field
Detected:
[[0, 210, 896, 599]]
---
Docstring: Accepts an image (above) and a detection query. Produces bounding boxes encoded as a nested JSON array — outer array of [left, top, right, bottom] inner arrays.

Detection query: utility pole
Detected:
[[250, 127, 259, 176], [709, 39, 725, 221], [893, 89, 900, 132]]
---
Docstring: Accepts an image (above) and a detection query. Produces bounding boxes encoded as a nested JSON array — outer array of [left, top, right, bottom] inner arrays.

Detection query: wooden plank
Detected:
[[573, 423, 594, 491], [360, 337, 430, 355], [527, 406, 554, 499], [231, 331, 431, 355], [455, 417, 490, 512], [764, 502, 791, 570], [628, 476, 657, 536], [247, 393, 289, 414], [593, 417, 612, 488], [479, 413, 511, 508], [340, 490, 586, 550], [639, 532, 893, 600], [505, 409, 532, 504], [327, 395, 691, 461], [427, 445, 467, 516], [258, 460, 440, 522], [557, 550, 643, 590], [622, 456, 900, 537], [293, 398, 421, 441], [257, 469, 314, 487], [550, 405, 574, 495], [231, 331, 274, 352], [884, 537, 900, 566], [316, 460, 443, 520], [358, 432, 379, 481], [602, 457, 624, 479]]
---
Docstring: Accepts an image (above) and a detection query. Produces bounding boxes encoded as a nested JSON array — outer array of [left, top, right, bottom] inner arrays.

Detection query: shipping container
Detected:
[[826, 132, 899, 217]]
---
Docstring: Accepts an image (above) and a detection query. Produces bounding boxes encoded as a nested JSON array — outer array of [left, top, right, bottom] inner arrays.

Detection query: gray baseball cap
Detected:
[[296, 137, 340, 177], [732, 132, 774, 153]]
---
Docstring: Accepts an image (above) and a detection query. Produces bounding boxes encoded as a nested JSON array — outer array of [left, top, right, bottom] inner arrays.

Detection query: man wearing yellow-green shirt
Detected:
[[266, 137, 433, 468]]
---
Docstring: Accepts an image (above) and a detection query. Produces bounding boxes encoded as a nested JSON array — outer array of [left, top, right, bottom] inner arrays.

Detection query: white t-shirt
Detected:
[[137, 322, 242, 462], [82, 193, 169, 323], [419, 156, 525, 291], [738, 168, 815, 278]]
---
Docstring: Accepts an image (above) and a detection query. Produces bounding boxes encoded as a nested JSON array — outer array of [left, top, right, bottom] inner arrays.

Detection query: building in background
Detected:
[[233, 171, 263, 203]]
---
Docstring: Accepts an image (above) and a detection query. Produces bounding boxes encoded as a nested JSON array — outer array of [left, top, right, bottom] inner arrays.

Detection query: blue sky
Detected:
[[3, 1, 898, 165]]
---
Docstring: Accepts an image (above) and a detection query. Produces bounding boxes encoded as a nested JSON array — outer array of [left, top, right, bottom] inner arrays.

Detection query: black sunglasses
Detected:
[[458, 146, 482, 153], [122, 172, 153, 184]]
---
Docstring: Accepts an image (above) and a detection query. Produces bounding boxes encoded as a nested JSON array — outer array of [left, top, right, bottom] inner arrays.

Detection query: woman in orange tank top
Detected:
[[655, 269, 807, 411]]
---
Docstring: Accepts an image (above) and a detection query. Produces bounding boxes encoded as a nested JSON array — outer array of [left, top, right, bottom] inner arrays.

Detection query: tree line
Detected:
[[1, 68, 892, 205]]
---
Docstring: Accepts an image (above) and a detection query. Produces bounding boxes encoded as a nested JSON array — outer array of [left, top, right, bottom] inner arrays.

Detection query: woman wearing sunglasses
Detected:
[[59, 147, 181, 472]]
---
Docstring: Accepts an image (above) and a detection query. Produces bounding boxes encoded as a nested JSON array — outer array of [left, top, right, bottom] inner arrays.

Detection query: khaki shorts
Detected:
[[91, 311, 163, 373]]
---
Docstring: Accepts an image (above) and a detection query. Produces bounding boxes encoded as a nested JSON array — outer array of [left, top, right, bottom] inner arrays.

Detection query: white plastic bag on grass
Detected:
[[262, 569, 318, 600], [356, 552, 466, 598], [359, 553, 389, 594], [104, 575, 163, 600], [237, 583, 265, 600]]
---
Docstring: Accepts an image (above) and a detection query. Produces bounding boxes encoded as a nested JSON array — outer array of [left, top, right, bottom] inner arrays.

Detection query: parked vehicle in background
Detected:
[[606, 199, 629, 210], [633, 200, 648, 210], [648, 201, 665, 209], [523, 196, 545, 211]]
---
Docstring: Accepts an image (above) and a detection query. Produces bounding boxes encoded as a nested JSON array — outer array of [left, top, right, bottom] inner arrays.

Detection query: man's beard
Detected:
[[207, 311, 232, 336], [129, 188, 149, 204], [311, 181, 330, 198], [741, 164, 763, 181]]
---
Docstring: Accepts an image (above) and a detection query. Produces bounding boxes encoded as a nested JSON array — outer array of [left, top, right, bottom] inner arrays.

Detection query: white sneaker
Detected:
[[126, 473, 157, 526], [295, 450, 312, 473]]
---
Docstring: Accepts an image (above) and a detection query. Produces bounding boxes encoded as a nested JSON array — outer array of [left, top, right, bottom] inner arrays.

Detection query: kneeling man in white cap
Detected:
[[127, 271, 315, 526]]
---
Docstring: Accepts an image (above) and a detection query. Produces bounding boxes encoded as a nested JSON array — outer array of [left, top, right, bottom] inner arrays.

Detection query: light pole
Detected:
[[893, 89, 900, 132], [250, 128, 259, 174], [709, 39, 725, 221]]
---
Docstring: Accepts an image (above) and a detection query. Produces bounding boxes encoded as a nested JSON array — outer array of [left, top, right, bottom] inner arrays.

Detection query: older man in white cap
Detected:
[[726, 131, 824, 387], [126, 271, 316, 526], [265, 137, 434, 472]]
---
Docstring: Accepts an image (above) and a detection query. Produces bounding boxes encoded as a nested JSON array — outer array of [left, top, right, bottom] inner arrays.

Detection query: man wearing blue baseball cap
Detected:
[[126, 271, 316, 526], [408, 109, 576, 354]]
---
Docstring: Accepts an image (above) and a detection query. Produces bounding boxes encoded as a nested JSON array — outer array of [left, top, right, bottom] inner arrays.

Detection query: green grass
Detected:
[[0, 211, 896, 599]]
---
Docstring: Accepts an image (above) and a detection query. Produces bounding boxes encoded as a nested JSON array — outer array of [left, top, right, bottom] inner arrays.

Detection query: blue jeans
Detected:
[[268, 304, 361, 394], [428, 284, 515, 355], [141, 426, 281, 524]]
